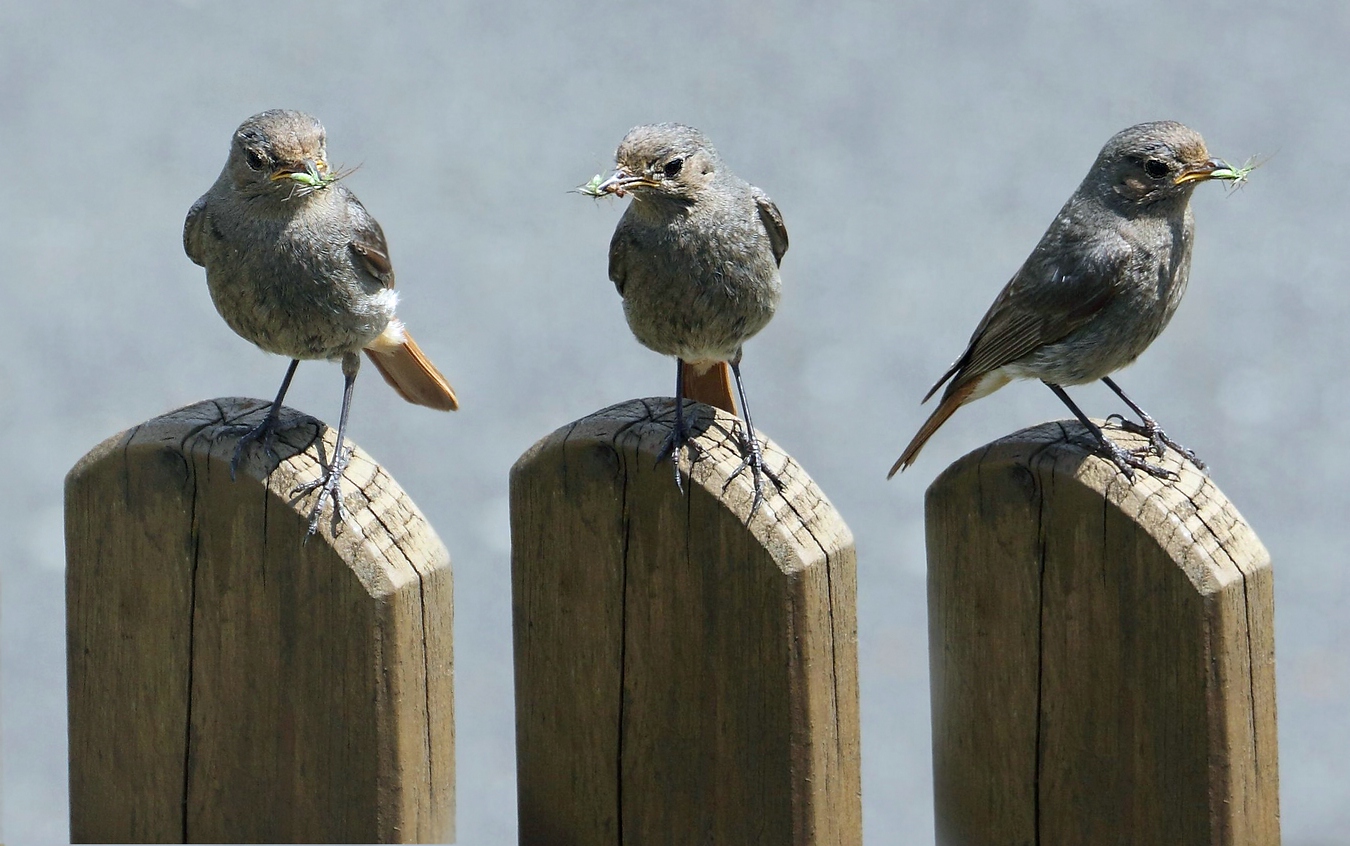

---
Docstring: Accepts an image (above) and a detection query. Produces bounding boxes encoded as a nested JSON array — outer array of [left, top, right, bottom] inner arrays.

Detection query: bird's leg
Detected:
[[293, 352, 358, 537], [724, 359, 782, 517], [223, 358, 301, 480], [1044, 381, 1176, 482], [655, 358, 702, 492], [1101, 377, 1205, 470]]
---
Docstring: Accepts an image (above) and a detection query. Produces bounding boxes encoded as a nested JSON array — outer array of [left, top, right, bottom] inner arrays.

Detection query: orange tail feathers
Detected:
[[364, 330, 459, 411], [888, 379, 980, 478], [682, 360, 737, 414]]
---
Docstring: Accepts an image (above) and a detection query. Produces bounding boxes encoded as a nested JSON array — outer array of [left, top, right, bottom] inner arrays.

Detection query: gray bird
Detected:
[[185, 109, 458, 534], [891, 121, 1245, 480], [591, 123, 788, 513]]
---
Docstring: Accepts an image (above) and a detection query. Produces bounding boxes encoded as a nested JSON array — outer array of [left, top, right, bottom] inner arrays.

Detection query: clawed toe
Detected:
[[723, 422, 782, 518], [1112, 417, 1205, 471], [1095, 436, 1178, 482], [221, 414, 286, 481], [292, 444, 353, 538], [656, 403, 700, 493]]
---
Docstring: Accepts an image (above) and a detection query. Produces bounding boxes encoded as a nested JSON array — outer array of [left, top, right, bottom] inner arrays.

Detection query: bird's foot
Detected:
[[217, 413, 285, 481], [724, 421, 782, 518], [1105, 413, 1206, 471], [655, 406, 702, 493], [292, 443, 353, 538], [1082, 431, 1178, 483]]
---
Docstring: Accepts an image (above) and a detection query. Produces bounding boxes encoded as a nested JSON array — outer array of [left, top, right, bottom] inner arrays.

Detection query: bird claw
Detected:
[[1111, 415, 1206, 471], [218, 415, 284, 481], [1093, 436, 1178, 483], [292, 444, 353, 538], [655, 401, 703, 493], [723, 421, 782, 518]]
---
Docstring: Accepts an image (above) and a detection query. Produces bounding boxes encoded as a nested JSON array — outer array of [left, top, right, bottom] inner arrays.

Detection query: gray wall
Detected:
[[2, 1, 1345, 842]]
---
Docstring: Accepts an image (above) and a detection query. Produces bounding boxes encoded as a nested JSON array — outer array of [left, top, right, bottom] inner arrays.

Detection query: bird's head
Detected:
[[1090, 120, 1243, 208], [226, 109, 334, 199], [590, 123, 720, 204]]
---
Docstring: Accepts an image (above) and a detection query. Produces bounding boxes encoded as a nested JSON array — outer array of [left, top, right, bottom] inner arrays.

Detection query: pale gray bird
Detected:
[[185, 109, 457, 533], [891, 121, 1244, 480], [592, 123, 788, 513]]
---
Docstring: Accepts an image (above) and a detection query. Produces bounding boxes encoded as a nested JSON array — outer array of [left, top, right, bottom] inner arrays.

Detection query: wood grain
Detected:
[[926, 420, 1279, 846], [510, 398, 861, 846], [65, 397, 454, 843]]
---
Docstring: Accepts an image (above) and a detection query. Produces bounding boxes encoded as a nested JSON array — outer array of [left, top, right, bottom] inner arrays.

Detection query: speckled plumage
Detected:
[[606, 123, 786, 368], [598, 123, 789, 513], [893, 121, 1232, 477], [185, 110, 397, 362], [184, 109, 456, 534]]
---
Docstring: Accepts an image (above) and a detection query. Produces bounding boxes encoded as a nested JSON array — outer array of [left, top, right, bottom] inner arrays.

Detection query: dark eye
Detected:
[[244, 148, 267, 171], [663, 157, 684, 178], [1143, 159, 1170, 179]]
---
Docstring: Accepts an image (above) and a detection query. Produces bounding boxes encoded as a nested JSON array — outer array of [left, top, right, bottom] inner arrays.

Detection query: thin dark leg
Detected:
[[228, 358, 301, 480], [293, 353, 359, 537], [725, 359, 781, 517], [656, 358, 694, 492], [1043, 381, 1176, 482], [1101, 376, 1205, 469]]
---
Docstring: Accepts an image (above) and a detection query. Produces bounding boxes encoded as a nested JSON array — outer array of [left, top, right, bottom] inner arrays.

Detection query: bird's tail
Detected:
[[364, 324, 458, 411], [682, 360, 737, 415], [888, 371, 1011, 478]]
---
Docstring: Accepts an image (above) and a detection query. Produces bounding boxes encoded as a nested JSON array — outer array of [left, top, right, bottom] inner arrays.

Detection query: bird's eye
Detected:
[[1143, 159, 1170, 179], [244, 148, 267, 171], [663, 157, 684, 178]]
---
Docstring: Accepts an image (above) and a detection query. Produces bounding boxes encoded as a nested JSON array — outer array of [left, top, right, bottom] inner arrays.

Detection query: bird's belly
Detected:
[[207, 264, 396, 361], [624, 276, 778, 362], [1011, 296, 1177, 386]]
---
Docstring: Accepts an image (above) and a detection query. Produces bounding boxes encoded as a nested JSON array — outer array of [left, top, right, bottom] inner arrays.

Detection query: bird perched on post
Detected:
[[890, 120, 1247, 480], [185, 109, 458, 534], [585, 123, 788, 514]]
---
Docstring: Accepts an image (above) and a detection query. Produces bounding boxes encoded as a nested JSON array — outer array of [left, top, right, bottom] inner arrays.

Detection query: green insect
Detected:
[[1209, 156, 1261, 190], [288, 170, 338, 188], [575, 173, 607, 197]]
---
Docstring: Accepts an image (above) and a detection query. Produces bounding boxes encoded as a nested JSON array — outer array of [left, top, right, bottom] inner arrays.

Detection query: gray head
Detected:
[[595, 123, 722, 203], [1085, 121, 1232, 209], [225, 109, 332, 198]]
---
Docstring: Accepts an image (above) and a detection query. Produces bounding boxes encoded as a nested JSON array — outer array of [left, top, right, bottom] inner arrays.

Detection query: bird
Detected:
[[589, 123, 788, 514], [185, 109, 457, 534], [890, 120, 1244, 481]]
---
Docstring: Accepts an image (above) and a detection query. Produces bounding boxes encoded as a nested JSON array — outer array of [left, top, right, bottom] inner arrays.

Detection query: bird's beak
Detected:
[[1173, 157, 1231, 186], [594, 168, 658, 197], [270, 158, 329, 184]]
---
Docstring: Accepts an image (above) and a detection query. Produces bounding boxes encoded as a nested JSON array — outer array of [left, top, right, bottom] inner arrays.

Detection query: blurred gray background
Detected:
[[3, 1, 1346, 842]]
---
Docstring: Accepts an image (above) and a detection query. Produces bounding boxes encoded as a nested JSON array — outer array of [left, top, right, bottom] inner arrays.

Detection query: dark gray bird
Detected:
[[591, 123, 788, 513], [185, 109, 458, 534], [891, 120, 1244, 480]]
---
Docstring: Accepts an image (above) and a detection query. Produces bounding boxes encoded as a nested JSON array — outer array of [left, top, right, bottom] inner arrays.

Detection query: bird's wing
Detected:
[[346, 192, 395, 289], [927, 228, 1133, 402], [608, 225, 630, 297], [752, 188, 789, 266], [183, 195, 210, 268]]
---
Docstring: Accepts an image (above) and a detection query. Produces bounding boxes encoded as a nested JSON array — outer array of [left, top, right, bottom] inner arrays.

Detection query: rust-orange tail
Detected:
[[888, 379, 979, 478], [682, 360, 737, 415], [364, 331, 459, 411]]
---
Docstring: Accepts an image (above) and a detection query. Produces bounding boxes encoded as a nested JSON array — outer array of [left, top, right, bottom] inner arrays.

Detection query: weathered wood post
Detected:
[[926, 420, 1279, 846], [65, 398, 454, 843], [510, 398, 861, 845]]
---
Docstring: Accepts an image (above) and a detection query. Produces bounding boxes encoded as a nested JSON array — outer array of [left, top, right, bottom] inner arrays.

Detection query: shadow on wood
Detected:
[[65, 398, 454, 844], [926, 419, 1278, 846], [510, 398, 861, 846]]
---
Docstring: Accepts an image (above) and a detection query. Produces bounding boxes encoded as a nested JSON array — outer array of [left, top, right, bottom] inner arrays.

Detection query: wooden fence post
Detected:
[[509, 398, 861, 845], [65, 398, 455, 843], [926, 420, 1279, 846]]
